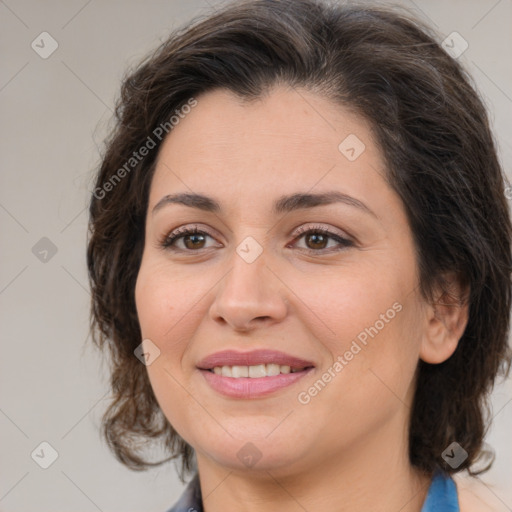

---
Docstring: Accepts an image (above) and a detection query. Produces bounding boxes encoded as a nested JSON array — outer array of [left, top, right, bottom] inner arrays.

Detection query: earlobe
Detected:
[[419, 273, 470, 364]]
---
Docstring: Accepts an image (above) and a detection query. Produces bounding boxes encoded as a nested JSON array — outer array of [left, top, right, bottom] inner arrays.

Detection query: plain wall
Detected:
[[1, 0, 511, 510]]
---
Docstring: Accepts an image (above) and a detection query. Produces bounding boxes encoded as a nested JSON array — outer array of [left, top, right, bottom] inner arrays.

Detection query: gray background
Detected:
[[1, 0, 511, 510]]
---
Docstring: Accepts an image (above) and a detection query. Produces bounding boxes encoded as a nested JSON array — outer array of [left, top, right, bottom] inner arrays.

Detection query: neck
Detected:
[[195, 415, 432, 512]]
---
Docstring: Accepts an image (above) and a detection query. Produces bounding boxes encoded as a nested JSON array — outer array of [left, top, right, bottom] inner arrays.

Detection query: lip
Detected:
[[196, 349, 315, 399], [196, 349, 315, 370], [200, 367, 315, 399]]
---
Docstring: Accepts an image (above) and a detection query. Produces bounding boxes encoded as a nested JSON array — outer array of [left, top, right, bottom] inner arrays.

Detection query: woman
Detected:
[[86, 0, 512, 510]]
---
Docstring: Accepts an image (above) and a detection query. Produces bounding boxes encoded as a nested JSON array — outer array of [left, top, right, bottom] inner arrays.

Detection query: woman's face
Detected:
[[135, 86, 430, 476]]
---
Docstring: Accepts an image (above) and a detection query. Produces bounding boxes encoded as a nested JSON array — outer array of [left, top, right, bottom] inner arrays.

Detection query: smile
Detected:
[[199, 366, 314, 399], [209, 364, 308, 377]]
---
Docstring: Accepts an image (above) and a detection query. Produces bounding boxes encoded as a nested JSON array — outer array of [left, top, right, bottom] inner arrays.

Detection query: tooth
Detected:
[[232, 365, 249, 378], [266, 363, 280, 376], [249, 364, 267, 378], [214, 364, 301, 377], [221, 365, 232, 377]]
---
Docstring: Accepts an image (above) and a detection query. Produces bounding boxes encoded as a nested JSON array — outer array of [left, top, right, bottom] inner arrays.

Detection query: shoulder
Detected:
[[454, 473, 511, 512]]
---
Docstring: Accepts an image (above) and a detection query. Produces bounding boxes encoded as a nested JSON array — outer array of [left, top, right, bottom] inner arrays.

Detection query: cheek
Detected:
[[135, 260, 206, 346], [305, 268, 421, 399], [135, 262, 205, 442], [301, 267, 406, 350]]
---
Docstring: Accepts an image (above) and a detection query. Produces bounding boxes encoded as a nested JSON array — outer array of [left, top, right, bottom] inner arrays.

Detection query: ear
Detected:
[[419, 272, 470, 364]]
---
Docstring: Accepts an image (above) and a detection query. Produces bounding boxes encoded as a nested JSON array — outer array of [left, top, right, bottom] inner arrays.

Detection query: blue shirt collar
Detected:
[[421, 469, 460, 512]]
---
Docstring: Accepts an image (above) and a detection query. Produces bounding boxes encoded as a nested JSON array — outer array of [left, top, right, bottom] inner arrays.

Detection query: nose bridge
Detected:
[[209, 236, 287, 329], [230, 240, 268, 295]]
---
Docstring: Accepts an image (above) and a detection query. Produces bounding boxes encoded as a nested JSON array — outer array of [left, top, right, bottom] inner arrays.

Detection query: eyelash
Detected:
[[159, 224, 354, 254]]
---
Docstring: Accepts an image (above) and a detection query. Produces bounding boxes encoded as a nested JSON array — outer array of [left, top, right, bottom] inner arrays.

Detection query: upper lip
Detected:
[[196, 349, 315, 370]]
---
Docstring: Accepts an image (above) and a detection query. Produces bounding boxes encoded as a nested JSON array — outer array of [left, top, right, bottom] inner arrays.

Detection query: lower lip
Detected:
[[199, 368, 315, 399]]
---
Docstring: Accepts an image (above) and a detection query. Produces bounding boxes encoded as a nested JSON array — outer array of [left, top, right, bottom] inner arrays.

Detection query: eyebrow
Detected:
[[152, 191, 377, 218]]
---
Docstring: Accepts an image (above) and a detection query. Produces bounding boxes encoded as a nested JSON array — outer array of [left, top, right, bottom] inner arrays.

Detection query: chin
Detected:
[[193, 422, 310, 472], [206, 444, 306, 475]]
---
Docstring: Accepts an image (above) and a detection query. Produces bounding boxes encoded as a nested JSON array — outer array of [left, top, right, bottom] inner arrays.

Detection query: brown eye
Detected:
[[304, 232, 329, 250], [161, 227, 217, 251], [182, 232, 207, 250], [160, 224, 353, 254], [291, 226, 354, 254]]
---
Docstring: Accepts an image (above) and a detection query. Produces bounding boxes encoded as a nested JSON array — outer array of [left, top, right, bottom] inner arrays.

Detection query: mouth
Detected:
[[196, 349, 315, 399], [199, 367, 315, 398], [197, 348, 315, 371], [207, 363, 313, 377]]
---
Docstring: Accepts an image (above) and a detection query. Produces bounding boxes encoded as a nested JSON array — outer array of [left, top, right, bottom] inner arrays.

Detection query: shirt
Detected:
[[164, 469, 459, 512]]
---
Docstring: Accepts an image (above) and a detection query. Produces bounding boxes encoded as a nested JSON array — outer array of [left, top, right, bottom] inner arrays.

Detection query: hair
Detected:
[[87, 0, 512, 483]]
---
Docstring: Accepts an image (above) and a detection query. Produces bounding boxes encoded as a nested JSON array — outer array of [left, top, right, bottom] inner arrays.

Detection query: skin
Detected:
[[135, 85, 469, 512]]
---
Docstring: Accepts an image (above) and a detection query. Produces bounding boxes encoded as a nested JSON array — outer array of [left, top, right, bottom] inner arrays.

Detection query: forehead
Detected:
[[149, 86, 388, 214], [157, 85, 373, 156]]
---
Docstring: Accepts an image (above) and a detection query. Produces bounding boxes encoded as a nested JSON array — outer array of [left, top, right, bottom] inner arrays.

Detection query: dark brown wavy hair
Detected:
[[87, 0, 512, 483]]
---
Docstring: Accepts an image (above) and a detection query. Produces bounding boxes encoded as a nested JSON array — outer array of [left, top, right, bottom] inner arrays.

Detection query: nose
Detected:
[[208, 246, 288, 332]]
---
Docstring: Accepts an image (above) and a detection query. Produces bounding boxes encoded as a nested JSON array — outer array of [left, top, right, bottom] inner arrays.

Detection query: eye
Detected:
[[159, 225, 218, 251], [289, 224, 354, 253], [159, 224, 354, 254]]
